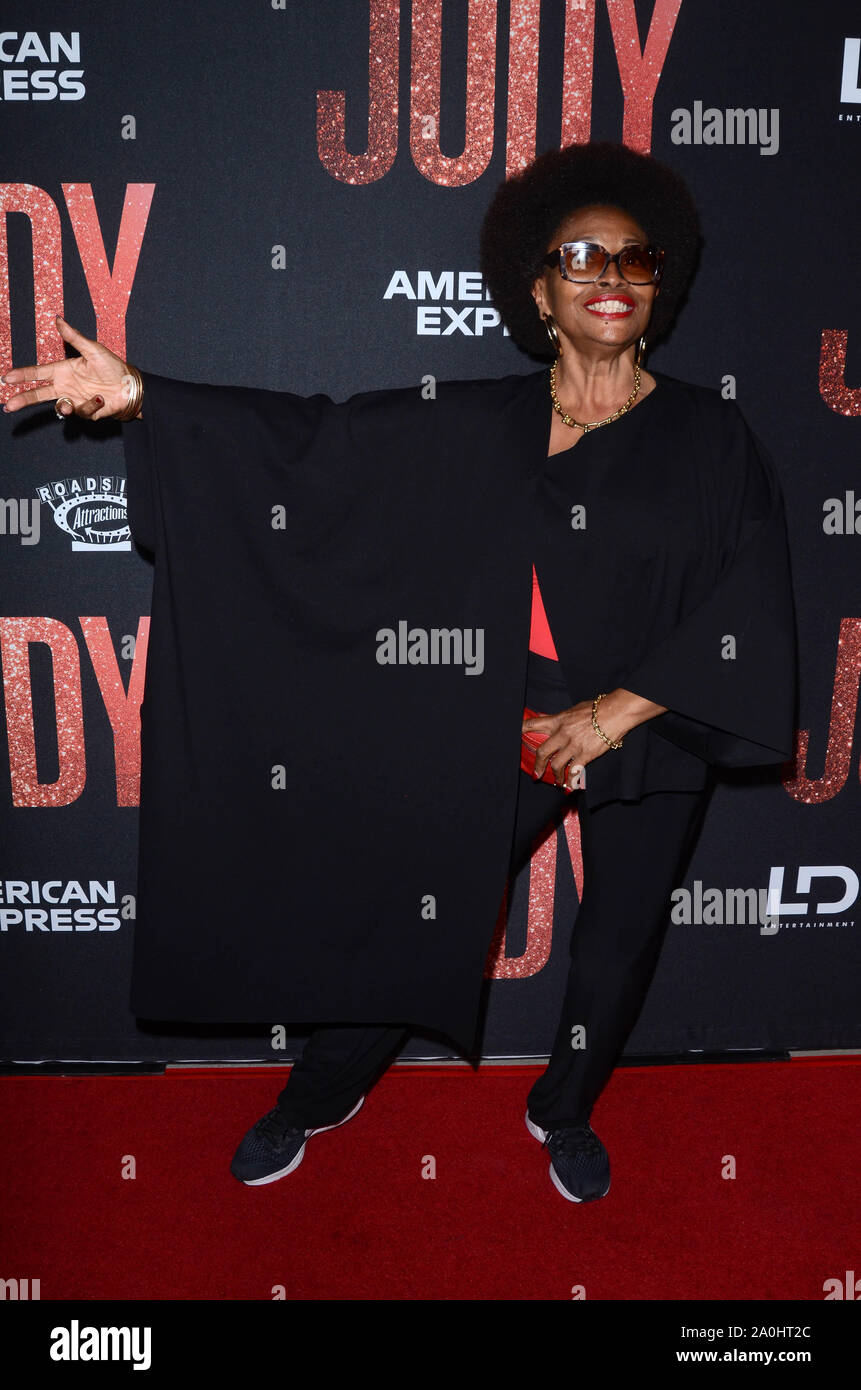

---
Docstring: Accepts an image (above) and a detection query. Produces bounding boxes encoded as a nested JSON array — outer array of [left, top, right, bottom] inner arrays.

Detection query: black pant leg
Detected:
[[271, 780, 711, 1135], [273, 769, 572, 1128], [276, 1025, 409, 1128], [526, 782, 713, 1130]]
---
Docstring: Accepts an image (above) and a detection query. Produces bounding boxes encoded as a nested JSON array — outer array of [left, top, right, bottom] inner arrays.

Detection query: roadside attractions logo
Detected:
[[36, 474, 130, 551]]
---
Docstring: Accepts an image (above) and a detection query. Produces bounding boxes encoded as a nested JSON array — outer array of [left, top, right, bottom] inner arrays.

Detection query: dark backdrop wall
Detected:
[[1, 0, 859, 1063]]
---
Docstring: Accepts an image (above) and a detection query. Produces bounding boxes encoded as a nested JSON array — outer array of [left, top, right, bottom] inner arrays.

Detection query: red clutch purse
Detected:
[[521, 706, 561, 785], [521, 707, 586, 790]]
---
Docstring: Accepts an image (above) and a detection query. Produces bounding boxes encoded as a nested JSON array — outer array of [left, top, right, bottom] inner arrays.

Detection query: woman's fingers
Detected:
[[2, 360, 58, 386], [73, 395, 105, 419], [522, 715, 554, 736], [525, 702, 604, 781], [538, 742, 577, 783], [523, 713, 559, 781], [535, 744, 565, 782], [55, 314, 94, 353], [2, 316, 102, 396], [2, 313, 91, 385], [3, 382, 62, 413], [531, 729, 564, 781], [3, 382, 106, 418], [2, 318, 130, 420], [531, 723, 595, 782]]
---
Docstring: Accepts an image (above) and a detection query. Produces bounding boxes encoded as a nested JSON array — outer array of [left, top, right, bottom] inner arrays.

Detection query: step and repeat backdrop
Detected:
[[1, 0, 859, 1063]]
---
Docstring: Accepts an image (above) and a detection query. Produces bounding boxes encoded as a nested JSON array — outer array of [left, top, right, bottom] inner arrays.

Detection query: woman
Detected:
[[2, 142, 797, 1204]]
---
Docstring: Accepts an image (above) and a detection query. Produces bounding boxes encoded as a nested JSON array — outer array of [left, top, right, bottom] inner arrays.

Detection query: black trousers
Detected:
[[276, 741, 714, 1133]]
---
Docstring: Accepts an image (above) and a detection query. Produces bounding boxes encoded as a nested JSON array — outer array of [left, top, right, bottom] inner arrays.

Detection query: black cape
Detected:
[[121, 365, 798, 1053]]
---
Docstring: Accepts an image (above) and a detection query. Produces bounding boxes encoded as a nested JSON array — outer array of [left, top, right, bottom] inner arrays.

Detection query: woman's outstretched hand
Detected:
[[1, 315, 140, 420]]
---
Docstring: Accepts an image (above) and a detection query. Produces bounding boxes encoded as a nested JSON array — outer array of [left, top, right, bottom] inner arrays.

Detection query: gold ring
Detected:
[[54, 396, 74, 419]]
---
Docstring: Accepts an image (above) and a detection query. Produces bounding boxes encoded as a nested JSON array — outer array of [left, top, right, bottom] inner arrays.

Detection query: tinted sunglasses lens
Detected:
[[561, 244, 607, 279], [620, 246, 659, 282]]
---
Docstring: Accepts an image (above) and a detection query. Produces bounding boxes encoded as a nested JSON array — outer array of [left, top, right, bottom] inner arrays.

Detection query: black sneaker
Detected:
[[525, 1112, 610, 1203], [231, 1096, 364, 1186]]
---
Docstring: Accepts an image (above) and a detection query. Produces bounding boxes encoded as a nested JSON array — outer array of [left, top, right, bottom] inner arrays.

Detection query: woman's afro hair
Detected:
[[479, 140, 703, 361]]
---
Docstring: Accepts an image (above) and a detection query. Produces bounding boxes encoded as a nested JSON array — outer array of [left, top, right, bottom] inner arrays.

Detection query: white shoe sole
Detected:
[[525, 1112, 548, 1145], [240, 1095, 365, 1186], [525, 1110, 610, 1203]]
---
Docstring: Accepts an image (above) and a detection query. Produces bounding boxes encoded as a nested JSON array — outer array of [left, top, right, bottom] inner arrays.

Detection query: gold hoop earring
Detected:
[[544, 314, 562, 357], [634, 334, 647, 369]]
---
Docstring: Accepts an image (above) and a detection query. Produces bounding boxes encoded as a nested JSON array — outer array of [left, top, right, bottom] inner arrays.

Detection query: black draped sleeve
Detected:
[[623, 397, 799, 767], [121, 371, 335, 558], [117, 365, 545, 1054]]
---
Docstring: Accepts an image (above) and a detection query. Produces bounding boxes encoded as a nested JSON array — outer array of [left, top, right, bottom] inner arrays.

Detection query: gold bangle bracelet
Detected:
[[591, 693, 623, 750], [116, 363, 144, 421]]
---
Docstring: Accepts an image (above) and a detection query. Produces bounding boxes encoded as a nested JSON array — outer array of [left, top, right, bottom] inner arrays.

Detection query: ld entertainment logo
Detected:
[[36, 474, 130, 551], [764, 865, 858, 933], [841, 37, 861, 107]]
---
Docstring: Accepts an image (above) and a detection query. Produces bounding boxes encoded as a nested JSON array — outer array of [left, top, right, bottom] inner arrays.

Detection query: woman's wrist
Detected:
[[593, 687, 667, 744]]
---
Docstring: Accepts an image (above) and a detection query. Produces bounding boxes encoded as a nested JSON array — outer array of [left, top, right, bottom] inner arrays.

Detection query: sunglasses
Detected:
[[541, 241, 664, 285]]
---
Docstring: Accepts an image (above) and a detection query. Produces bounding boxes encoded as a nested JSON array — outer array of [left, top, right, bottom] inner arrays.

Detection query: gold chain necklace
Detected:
[[549, 359, 641, 433]]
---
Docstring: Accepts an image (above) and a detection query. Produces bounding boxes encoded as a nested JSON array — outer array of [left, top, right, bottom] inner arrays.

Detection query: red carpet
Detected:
[[1, 1058, 858, 1301]]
